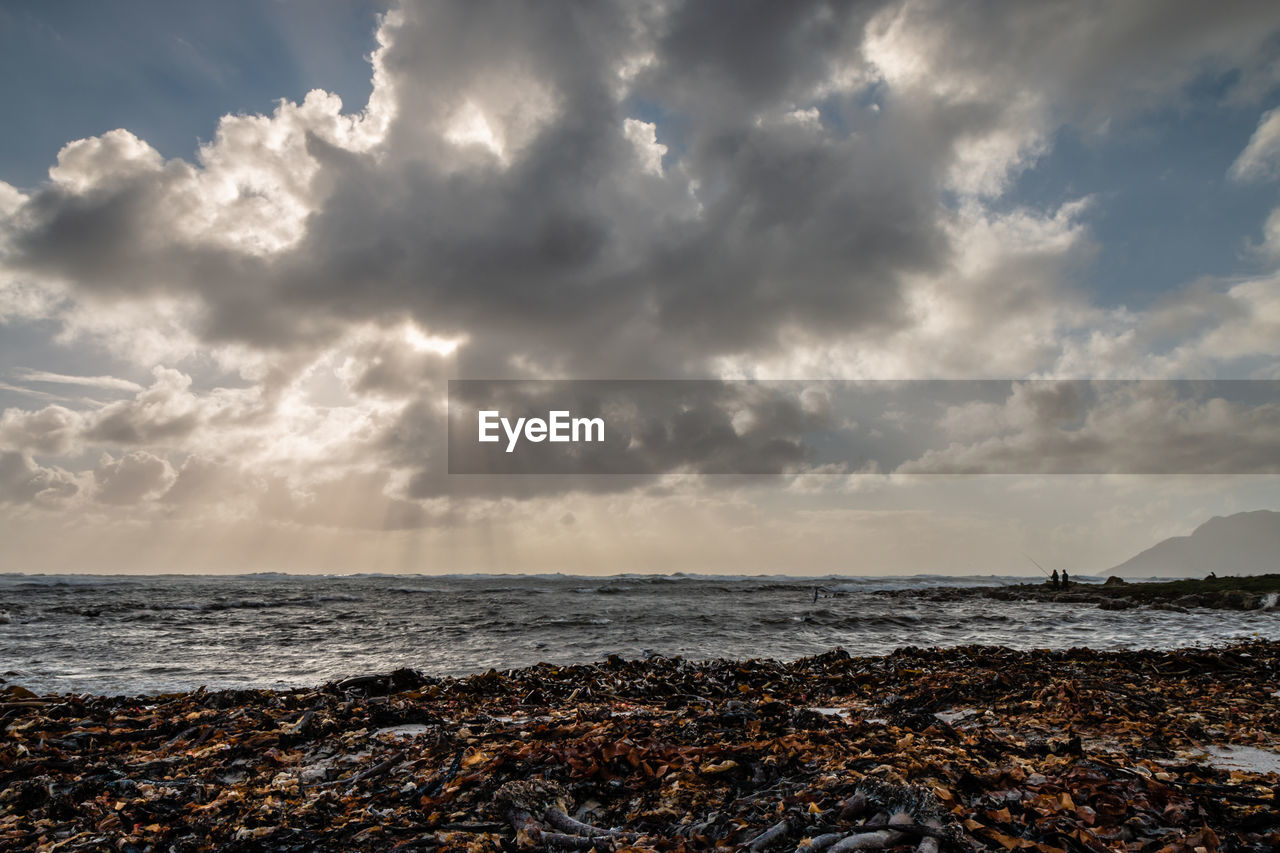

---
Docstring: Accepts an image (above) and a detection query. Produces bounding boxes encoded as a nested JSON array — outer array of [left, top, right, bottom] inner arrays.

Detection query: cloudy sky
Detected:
[[1, 0, 1278, 576]]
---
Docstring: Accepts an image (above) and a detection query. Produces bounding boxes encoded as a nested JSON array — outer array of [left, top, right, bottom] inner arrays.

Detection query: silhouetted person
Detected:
[[1061, 570, 1070, 589], [1050, 569, 1060, 589]]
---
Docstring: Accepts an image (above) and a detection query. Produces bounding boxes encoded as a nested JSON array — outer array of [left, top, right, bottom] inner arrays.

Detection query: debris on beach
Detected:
[[3, 642, 1279, 851]]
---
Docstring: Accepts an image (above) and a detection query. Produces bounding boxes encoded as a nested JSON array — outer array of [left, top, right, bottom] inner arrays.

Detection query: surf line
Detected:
[[478, 410, 605, 453]]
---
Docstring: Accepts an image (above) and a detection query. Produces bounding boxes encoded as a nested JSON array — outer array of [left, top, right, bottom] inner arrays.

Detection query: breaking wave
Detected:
[[2, 572, 1277, 695]]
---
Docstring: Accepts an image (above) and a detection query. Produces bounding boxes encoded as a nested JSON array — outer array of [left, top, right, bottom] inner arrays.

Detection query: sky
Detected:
[[0, 0, 1278, 576]]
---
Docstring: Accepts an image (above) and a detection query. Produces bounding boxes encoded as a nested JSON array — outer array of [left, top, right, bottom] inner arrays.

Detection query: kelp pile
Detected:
[[3, 642, 1279, 852]]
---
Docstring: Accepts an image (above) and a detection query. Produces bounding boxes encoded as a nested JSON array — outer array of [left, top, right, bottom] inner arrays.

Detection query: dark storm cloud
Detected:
[[270, 0, 941, 373], [3, 0, 1280, 512], [0, 0, 933, 377], [6, 1, 1280, 379]]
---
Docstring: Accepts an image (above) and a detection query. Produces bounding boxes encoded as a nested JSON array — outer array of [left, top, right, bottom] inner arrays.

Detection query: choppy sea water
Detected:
[[3, 573, 1278, 696]]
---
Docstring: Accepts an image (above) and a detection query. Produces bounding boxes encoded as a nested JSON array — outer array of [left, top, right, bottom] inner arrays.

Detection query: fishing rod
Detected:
[[1024, 554, 1051, 577]]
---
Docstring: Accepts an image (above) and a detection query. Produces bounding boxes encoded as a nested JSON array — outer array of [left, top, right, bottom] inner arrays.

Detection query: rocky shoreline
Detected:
[[877, 574, 1280, 612], [4, 642, 1280, 851]]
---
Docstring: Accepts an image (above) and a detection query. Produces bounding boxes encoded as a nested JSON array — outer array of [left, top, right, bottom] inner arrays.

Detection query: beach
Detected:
[[4, 641, 1278, 852]]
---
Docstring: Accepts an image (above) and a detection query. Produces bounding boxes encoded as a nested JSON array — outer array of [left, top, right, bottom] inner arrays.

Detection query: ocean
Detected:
[[3, 572, 1277, 696]]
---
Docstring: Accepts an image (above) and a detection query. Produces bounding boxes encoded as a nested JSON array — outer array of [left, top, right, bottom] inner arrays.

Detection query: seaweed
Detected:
[[3, 642, 1279, 851]]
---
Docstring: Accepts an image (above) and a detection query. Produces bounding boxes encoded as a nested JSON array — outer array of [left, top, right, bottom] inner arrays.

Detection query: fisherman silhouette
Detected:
[[1061, 570, 1070, 589], [1050, 569, 1060, 589]]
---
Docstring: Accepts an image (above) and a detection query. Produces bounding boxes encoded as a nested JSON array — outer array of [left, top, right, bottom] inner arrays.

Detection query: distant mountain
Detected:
[[1109, 510, 1280, 578]]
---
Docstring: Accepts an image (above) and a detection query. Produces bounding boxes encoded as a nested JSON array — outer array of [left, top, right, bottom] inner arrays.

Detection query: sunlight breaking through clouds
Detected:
[[0, 0, 1278, 574]]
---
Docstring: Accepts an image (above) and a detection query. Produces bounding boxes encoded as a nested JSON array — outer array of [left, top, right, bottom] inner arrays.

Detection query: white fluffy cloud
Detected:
[[0, 405, 84, 455], [1231, 107, 1280, 184]]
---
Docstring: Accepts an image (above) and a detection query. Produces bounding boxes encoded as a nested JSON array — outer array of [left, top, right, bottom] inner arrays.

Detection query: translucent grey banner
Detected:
[[447, 380, 1280, 475]]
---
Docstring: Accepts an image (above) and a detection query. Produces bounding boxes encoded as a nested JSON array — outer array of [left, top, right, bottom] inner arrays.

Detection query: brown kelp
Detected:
[[3, 642, 1279, 852]]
